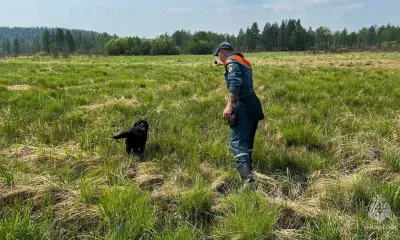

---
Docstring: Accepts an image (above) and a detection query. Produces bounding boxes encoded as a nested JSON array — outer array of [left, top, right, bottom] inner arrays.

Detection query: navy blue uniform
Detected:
[[224, 53, 264, 168]]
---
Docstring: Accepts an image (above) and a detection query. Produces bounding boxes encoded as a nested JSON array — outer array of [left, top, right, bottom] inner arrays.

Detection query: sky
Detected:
[[1, 0, 399, 38]]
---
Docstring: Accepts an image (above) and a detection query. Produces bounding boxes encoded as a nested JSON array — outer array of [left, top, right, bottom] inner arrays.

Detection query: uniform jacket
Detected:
[[224, 53, 264, 122]]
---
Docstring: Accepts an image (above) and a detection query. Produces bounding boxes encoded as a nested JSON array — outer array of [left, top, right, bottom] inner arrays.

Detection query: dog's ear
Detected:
[[113, 132, 130, 140]]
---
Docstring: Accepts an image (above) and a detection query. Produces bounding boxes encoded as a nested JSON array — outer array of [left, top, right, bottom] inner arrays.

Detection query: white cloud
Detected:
[[167, 7, 192, 13], [262, 2, 294, 13], [216, 5, 246, 13], [261, 0, 330, 13], [333, 2, 365, 16], [208, 0, 225, 3], [304, 0, 330, 3], [338, 3, 365, 12]]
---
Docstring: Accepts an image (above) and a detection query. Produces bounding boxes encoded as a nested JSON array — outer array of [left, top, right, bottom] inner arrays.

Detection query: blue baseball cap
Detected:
[[213, 42, 234, 56]]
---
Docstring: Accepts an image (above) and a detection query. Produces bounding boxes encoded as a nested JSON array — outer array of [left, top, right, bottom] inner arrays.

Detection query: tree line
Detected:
[[105, 20, 400, 56], [1, 20, 400, 56], [0, 27, 113, 55], [104, 31, 232, 56]]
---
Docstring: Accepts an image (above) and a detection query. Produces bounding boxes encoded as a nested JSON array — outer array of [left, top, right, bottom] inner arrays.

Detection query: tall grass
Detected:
[[99, 185, 156, 239], [212, 191, 280, 239], [1, 52, 400, 238]]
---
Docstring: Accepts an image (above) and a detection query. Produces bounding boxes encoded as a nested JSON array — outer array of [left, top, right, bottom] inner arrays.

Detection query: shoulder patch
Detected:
[[227, 64, 233, 73]]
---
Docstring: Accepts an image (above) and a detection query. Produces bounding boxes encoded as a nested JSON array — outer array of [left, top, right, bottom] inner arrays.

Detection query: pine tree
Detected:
[[243, 28, 251, 52], [50, 30, 57, 54], [249, 22, 260, 51], [286, 19, 297, 51], [42, 29, 50, 53], [235, 29, 245, 51], [3, 39, 11, 54], [278, 20, 286, 51], [260, 23, 270, 51], [65, 30, 75, 53], [76, 32, 83, 52], [13, 38, 20, 54], [271, 23, 279, 51], [20, 38, 26, 54], [358, 27, 369, 48], [32, 35, 41, 53], [56, 28, 65, 52], [295, 19, 305, 51], [172, 30, 184, 48], [368, 25, 377, 47], [306, 27, 315, 50], [345, 32, 356, 48], [340, 28, 348, 48]]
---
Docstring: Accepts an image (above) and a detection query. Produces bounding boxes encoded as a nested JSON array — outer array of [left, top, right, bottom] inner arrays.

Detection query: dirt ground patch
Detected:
[[7, 84, 32, 91]]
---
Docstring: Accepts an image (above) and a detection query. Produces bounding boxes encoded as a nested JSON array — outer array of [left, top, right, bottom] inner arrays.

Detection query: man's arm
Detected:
[[227, 62, 242, 95], [227, 93, 236, 107], [223, 94, 235, 120], [223, 62, 242, 120], [223, 61, 242, 120]]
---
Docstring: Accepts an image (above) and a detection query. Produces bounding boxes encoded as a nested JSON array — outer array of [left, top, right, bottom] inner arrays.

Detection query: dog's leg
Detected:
[[139, 146, 145, 154], [136, 147, 145, 162], [126, 144, 132, 154], [126, 139, 135, 155]]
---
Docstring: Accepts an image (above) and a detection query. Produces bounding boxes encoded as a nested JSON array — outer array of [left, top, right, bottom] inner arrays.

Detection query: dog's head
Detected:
[[113, 120, 149, 140], [134, 120, 149, 132]]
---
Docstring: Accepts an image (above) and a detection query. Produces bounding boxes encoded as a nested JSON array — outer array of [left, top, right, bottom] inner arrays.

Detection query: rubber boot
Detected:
[[237, 163, 257, 191]]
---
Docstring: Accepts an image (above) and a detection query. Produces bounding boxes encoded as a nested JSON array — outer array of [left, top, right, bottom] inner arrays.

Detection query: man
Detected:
[[213, 42, 264, 189]]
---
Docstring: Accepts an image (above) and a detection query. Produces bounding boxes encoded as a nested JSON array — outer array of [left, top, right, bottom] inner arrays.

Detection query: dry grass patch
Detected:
[[211, 175, 237, 195], [80, 98, 139, 111], [250, 57, 400, 69], [131, 162, 164, 190], [7, 84, 32, 91], [0, 177, 75, 209], [0, 183, 36, 207], [2, 142, 98, 170], [256, 172, 285, 198], [52, 200, 101, 239], [53, 201, 100, 228], [267, 196, 324, 221], [273, 229, 303, 240]]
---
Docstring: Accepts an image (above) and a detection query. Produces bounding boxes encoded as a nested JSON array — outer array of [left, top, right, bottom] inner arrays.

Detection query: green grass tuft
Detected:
[[212, 191, 280, 240], [178, 176, 213, 224], [99, 184, 156, 239]]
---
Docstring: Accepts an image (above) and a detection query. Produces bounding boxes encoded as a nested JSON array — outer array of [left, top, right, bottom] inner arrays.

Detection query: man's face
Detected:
[[218, 50, 226, 62]]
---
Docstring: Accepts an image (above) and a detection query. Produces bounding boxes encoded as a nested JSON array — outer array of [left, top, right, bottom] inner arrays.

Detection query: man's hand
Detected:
[[215, 59, 224, 66], [223, 105, 232, 120]]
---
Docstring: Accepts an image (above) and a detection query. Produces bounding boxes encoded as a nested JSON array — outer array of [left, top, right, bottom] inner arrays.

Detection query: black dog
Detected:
[[113, 120, 149, 155]]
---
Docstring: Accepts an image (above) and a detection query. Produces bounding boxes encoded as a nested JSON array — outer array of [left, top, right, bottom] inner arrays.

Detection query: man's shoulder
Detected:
[[226, 57, 240, 66], [231, 53, 252, 68], [225, 59, 241, 73]]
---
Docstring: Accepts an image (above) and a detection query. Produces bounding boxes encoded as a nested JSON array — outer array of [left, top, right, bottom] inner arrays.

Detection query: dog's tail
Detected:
[[113, 132, 130, 140]]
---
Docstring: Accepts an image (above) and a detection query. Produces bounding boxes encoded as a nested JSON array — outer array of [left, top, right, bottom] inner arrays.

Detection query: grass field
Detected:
[[1, 52, 400, 239]]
